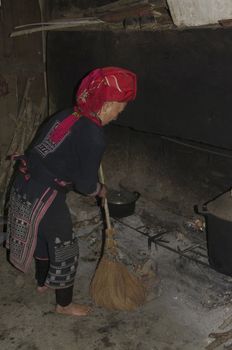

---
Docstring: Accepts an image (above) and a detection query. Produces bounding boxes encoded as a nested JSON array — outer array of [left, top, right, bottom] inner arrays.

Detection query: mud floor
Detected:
[[1, 191, 232, 350]]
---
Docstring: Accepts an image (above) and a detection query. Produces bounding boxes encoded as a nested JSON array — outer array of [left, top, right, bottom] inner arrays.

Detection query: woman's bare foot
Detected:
[[37, 286, 49, 294], [56, 303, 92, 316]]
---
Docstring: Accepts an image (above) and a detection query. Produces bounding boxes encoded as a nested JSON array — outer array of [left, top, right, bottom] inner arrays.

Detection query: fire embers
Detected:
[[0, 74, 9, 97]]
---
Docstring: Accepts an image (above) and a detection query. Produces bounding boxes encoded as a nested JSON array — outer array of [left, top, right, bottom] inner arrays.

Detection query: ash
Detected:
[[1, 191, 232, 350]]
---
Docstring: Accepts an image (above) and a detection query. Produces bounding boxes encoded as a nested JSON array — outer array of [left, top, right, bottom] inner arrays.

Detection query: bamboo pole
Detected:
[[38, 0, 48, 115], [10, 19, 104, 37], [14, 18, 98, 29]]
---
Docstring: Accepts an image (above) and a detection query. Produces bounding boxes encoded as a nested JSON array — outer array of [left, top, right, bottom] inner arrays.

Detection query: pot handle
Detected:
[[133, 191, 141, 200]]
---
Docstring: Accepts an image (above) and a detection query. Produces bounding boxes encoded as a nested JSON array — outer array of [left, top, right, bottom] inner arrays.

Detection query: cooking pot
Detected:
[[107, 189, 140, 218], [195, 189, 232, 277]]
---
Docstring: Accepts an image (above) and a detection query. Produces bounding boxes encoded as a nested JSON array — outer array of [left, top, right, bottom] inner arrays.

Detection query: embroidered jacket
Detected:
[[25, 108, 106, 195]]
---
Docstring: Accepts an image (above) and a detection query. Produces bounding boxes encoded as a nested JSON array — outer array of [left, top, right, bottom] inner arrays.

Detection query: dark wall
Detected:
[[47, 29, 232, 148], [0, 0, 44, 153]]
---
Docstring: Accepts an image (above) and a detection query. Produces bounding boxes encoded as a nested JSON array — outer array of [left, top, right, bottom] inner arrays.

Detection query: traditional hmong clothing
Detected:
[[7, 66, 137, 306], [7, 109, 105, 288]]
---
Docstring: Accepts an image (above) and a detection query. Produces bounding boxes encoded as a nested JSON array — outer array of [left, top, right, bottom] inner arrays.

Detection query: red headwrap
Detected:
[[49, 67, 137, 143], [76, 66, 137, 119]]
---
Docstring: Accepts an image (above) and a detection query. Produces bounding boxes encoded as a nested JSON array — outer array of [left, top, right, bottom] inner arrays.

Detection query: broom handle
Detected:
[[99, 164, 112, 230]]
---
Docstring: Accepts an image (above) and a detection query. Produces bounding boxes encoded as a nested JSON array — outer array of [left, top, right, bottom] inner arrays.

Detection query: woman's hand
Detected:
[[98, 184, 107, 199], [97, 184, 107, 207]]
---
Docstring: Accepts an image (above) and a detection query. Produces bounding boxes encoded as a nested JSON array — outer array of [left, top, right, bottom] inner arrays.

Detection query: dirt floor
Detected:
[[1, 128, 232, 350], [1, 190, 232, 350]]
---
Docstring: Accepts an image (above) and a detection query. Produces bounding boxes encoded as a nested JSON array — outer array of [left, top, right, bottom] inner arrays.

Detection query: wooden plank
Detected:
[[98, 4, 154, 23]]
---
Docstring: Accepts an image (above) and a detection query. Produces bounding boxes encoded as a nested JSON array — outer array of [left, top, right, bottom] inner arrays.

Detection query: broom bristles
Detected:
[[90, 256, 146, 311]]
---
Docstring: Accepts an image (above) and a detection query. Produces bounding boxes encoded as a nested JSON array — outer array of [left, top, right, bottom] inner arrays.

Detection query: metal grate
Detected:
[[113, 217, 210, 268]]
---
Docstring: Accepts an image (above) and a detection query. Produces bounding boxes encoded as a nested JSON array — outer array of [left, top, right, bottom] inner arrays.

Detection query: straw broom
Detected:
[[90, 165, 146, 311]]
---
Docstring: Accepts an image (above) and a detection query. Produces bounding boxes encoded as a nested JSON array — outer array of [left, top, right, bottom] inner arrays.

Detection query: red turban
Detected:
[[49, 67, 137, 143], [76, 67, 137, 119]]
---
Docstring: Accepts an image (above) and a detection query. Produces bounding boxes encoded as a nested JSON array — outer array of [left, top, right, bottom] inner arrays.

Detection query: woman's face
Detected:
[[99, 101, 127, 125]]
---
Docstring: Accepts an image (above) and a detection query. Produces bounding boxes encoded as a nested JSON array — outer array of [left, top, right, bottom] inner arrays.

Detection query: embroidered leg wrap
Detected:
[[45, 236, 79, 289]]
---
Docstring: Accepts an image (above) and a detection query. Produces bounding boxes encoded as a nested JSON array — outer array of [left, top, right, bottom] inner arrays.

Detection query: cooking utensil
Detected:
[[107, 189, 140, 218]]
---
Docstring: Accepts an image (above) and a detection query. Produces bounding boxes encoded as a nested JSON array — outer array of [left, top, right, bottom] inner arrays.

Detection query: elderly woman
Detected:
[[6, 67, 137, 316]]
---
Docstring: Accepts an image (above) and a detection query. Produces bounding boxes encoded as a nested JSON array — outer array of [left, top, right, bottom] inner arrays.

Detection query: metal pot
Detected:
[[107, 189, 140, 218], [195, 190, 232, 277]]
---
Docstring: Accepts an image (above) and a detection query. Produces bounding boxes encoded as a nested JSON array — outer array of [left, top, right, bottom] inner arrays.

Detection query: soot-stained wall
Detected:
[[47, 29, 232, 148]]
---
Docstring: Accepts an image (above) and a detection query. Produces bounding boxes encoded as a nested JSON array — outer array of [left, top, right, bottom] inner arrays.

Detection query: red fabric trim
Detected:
[[73, 105, 102, 126], [48, 110, 102, 145], [49, 113, 81, 144]]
